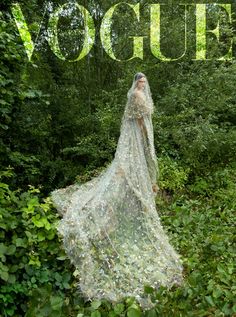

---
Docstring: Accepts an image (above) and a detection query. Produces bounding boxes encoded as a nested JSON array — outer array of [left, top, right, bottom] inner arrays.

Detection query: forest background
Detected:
[[0, 0, 235, 316]]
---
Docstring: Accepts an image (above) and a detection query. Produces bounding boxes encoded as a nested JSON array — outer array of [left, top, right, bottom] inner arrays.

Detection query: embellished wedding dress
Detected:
[[50, 74, 184, 309]]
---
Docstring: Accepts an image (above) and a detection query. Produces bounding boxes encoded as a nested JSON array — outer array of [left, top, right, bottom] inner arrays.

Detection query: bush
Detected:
[[0, 169, 77, 316]]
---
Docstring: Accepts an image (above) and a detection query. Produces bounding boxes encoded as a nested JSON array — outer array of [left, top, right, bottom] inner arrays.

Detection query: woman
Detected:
[[50, 72, 184, 309]]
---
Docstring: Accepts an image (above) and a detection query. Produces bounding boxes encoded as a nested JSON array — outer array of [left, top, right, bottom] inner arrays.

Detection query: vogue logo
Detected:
[[11, 2, 234, 62]]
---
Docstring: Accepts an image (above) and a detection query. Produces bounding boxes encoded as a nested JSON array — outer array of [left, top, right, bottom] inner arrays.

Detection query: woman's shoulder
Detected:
[[132, 89, 143, 97], [131, 89, 146, 102], [124, 89, 151, 119]]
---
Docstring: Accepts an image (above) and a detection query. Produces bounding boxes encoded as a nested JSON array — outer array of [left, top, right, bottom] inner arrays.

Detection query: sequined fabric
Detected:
[[124, 90, 154, 119], [50, 85, 184, 310]]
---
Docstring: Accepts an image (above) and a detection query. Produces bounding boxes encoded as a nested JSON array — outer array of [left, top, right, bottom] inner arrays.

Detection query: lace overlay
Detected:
[[124, 90, 153, 119], [50, 81, 184, 310]]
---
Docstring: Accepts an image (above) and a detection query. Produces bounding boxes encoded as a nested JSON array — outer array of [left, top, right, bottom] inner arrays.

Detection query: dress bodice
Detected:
[[124, 90, 153, 119]]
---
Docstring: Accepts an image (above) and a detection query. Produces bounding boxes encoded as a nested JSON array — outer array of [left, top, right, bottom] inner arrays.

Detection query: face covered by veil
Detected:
[[49, 72, 184, 310], [123, 72, 154, 120], [128, 72, 154, 109]]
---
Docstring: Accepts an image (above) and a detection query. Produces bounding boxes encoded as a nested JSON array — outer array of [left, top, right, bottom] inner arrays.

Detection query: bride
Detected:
[[50, 72, 184, 309]]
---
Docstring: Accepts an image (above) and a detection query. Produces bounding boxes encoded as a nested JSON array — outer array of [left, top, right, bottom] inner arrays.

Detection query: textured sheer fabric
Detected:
[[50, 74, 184, 309]]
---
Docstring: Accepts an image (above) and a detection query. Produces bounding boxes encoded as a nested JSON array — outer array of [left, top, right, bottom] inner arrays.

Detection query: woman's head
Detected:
[[127, 72, 152, 102], [134, 72, 146, 90], [126, 71, 154, 114]]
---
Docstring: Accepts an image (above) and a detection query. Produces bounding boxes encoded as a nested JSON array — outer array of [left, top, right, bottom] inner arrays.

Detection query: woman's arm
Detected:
[[137, 117, 148, 137], [152, 183, 160, 193]]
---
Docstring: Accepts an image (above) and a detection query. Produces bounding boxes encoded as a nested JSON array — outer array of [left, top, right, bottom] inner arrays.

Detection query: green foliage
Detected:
[[61, 85, 124, 168], [0, 10, 52, 192], [1, 1, 236, 196], [157, 155, 190, 192], [0, 171, 77, 316], [187, 163, 236, 198], [1, 163, 235, 316], [154, 165, 236, 316], [156, 61, 236, 177]]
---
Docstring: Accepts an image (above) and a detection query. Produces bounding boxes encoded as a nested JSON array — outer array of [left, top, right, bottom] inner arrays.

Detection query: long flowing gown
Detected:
[[50, 89, 184, 309]]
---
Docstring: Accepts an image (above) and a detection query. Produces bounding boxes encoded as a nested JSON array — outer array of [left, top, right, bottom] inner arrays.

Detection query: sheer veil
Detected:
[[124, 72, 154, 119], [127, 72, 154, 108], [50, 72, 184, 310]]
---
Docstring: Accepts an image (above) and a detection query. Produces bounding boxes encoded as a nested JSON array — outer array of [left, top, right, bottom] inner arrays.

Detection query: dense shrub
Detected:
[[1, 163, 235, 316]]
